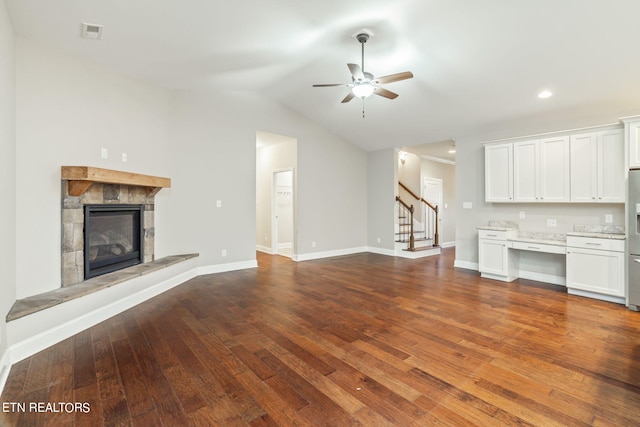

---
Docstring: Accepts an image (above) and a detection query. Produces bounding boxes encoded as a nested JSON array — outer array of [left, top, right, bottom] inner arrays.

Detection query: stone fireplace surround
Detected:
[[62, 182, 155, 286], [6, 166, 197, 321]]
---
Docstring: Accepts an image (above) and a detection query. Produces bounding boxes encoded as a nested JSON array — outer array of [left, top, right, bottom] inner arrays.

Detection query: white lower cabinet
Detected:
[[478, 229, 517, 281], [566, 236, 625, 299]]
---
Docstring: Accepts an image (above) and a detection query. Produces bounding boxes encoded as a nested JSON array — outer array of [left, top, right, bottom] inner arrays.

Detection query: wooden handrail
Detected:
[[398, 181, 440, 247], [399, 181, 438, 212], [395, 196, 415, 250]]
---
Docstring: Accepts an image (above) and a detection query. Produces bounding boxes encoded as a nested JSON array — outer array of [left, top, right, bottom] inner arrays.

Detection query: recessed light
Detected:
[[538, 90, 553, 99]]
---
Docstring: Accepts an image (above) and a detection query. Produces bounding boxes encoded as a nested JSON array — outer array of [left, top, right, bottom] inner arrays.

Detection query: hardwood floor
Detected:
[[2, 248, 640, 426]]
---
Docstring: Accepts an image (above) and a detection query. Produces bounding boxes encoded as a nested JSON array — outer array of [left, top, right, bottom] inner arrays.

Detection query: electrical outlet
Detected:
[[463, 202, 472, 209], [519, 211, 525, 219], [101, 147, 108, 159], [311, 241, 316, 248], [221, 249, 227, 257], [216, 200, 222, 208], [377, 237, 381, 243], [122, 152, 128, 162], [547, 219, 557, 227], [605, 214, 613, 224]]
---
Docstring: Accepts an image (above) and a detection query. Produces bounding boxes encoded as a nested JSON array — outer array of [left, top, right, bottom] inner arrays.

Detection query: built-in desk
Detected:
[[478, 226, 626, 304]]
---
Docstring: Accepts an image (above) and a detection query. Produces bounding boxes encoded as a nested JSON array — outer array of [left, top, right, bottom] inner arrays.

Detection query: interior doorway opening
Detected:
[[272, 170, 294, 257]]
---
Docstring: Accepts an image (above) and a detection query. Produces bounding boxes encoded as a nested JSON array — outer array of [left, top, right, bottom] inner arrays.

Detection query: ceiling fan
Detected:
[[313, 31, 414, 116]]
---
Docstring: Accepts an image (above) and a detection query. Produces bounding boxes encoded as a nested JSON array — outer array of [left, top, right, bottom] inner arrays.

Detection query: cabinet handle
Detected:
[[585, 242, 602, 246], [486, 234, 498, 237], [527, 246, 540, 250]]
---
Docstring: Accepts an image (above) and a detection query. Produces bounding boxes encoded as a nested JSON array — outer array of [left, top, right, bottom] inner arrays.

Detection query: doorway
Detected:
[[272, 169, 294, 257]]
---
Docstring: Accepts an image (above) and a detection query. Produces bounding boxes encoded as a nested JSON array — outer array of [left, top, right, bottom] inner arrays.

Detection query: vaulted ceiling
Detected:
[[6, 0, 640, 156]]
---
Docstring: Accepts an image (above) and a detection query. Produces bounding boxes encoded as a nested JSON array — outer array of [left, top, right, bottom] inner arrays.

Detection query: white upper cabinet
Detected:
[[485, 124, 623, 204], [624, 116, 640, 169], [485, 143, 513, 202], [513, 136, 570, 202], [570, 129, 624, 202]]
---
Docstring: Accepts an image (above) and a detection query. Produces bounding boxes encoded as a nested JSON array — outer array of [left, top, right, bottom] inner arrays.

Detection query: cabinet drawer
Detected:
[[566, 236, 625, 252], [478, 230, 509, 240], [511, 241, 566, 254]]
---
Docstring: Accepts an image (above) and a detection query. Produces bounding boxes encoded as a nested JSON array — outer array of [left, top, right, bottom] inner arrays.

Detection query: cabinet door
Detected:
[[570, 133, 597, 202], [566, 248, 624, 297], [479, 239, 508, 275], [485, 143, 513, 202], [597, 129, 624, 202], [629, 122, 640, 169], [539, 136, 570, 202], [513, 140, 538, 202]]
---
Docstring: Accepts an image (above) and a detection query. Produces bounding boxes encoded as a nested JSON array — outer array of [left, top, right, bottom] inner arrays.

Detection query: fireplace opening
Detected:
[[84, 204, 144, 279]]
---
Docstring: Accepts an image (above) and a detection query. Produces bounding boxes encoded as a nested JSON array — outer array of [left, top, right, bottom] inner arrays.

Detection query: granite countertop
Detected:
[[566, 231, 626, 240], [477, 226, 518, 231]]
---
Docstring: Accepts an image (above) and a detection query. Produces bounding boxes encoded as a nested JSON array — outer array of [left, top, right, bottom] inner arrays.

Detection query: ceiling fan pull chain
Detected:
[[362, 99, 365, 118]]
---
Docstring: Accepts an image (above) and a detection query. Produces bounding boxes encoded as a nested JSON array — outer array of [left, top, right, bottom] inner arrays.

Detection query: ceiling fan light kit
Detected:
[[313, 30, 414, 117]]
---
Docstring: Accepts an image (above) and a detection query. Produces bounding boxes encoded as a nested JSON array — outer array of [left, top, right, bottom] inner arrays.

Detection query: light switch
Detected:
[[216, 200, 222, 208], [605, 214, 613, 224], [547, 219, 557, 227], [463, 202, 472, 209]]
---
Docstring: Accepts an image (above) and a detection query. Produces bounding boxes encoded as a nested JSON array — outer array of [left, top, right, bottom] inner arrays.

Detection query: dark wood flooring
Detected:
[[2, 248, 640, 426]]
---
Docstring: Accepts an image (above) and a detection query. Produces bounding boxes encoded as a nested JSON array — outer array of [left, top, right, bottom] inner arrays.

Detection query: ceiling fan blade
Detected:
[[341, 92, 355, 103], [373, 87, 399, 99], [347, 63, 365, 80], [374, 71, 414, 84], [313, 83, 349, 87]]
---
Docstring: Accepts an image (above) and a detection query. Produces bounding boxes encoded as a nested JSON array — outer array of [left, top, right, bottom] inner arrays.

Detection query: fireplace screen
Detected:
[[84, 204, 144, 279]]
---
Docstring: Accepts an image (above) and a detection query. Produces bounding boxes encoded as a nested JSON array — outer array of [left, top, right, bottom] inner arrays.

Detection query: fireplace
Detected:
[[83, 204, 144, 279]]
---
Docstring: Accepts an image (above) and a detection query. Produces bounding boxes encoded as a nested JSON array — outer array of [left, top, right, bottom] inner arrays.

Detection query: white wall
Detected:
[[15, 38, 173, 298], [367, 148, 396, 252], [0, 0, 16, 383], [167, 90, 368, 263]]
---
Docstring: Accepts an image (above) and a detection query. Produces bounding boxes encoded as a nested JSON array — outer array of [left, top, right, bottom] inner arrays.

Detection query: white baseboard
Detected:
[[0, 347, 10, 397], [568, 288, 625, 305], [366, 246, 396, 257], [440, 241, 456, 248], [197, 259, 258, 275], [518, 271, 565, 286], [293, 246, 368, 262], [256, 245, 273, 254], [454, 260, 478, 270], [277, 242, 292, 249]]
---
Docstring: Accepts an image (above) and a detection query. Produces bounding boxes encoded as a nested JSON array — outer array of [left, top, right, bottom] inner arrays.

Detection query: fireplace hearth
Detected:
[[84, 204, 144, 279]]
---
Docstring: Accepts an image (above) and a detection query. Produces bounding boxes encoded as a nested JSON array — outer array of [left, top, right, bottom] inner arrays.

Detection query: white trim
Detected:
[[395, 247, 441, 259], [278, 242, 292, 249], [454, 260, 478, 270], [440, 241, 456, 248], [256, 245, 273, 254], [482, 122, 621, 145], [518, 271, 565, 286], [419, 154, 455, 165], [0, 348, 10, 397], [196, 259, 258, 275], [366, 246, 397, 257], [293, 246, 368, 262], [567, 288, 625, 305]]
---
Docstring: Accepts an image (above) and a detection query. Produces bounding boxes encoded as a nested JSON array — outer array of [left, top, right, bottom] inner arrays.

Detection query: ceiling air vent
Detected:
[[81, 23, 103, 40]]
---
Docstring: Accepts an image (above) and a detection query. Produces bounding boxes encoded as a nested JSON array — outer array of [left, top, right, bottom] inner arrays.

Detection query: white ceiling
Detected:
[[6, 0, 640, 155]]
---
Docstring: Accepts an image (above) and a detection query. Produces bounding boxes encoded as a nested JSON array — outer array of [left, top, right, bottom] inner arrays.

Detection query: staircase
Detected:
[[395, 182, 441, 259]]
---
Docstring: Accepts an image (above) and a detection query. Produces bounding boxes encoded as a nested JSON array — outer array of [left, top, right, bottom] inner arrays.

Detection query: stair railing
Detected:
[[395, 196, 415, 251], [398, 181, 440, 247]]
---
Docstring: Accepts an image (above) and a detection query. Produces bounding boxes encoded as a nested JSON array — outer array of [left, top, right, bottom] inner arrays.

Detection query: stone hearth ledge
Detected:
[[7, 254, 198, 322]]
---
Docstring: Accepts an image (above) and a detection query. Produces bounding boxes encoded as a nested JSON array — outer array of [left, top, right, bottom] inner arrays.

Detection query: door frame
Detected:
[[271, 168, 295, 256], [423, 177, 443, 237]]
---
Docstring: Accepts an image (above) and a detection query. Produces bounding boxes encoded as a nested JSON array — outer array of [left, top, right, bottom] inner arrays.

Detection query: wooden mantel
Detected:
[[62, 166, 171, 197]]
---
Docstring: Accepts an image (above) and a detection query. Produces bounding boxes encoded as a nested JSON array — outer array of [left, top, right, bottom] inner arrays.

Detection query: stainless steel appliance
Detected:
[[629, 169, 640, 310]]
